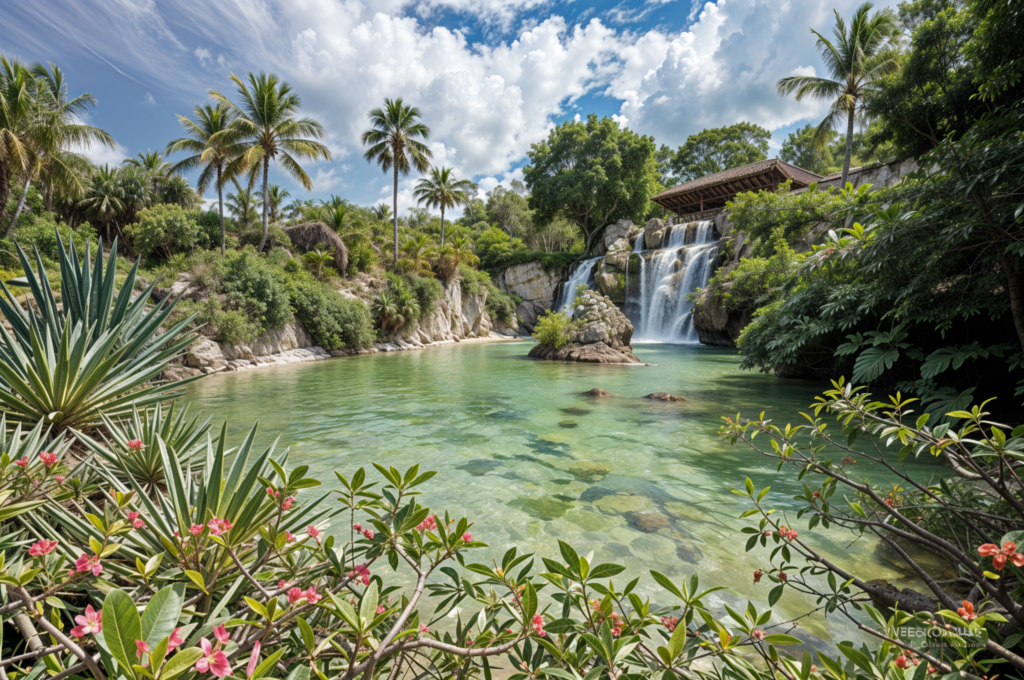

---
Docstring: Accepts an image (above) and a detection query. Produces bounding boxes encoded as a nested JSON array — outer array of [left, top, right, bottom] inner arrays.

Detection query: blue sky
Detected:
[[0, 0, 894, 214]]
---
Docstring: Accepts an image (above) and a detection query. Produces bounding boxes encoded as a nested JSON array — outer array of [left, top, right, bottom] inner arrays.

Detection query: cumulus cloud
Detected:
[[71, 139, 130, 168]]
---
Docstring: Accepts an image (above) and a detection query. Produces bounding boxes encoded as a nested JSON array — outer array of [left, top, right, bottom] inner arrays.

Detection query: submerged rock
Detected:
[[558, 420, 579, 428], [675, 544, 704, 564], [528, 289, 641, 364], [581, 388, 614, 397], [628, 511, 671, 533], [560, 407, 592, 416], [645, 392, 685, 402]]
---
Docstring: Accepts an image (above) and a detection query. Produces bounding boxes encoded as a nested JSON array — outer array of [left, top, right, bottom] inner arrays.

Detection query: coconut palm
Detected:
[[305, 248, 334, 280], [372, 202, 392, 223], [159, 174, 199, 209], [400, 232, 435, 276], [3, 63, 111, 234], [413, 166, 476, 246], [210, 72, 332, 251], [226, 178, 259, 229], [256, 184, 290, 222], [123, 150, 172, 190], [776, 2, 897, 185], [166, 103, 236, 256], [79, 165, 124, 241], [0, 57, 40, 223], [360, 98, 432, 265]]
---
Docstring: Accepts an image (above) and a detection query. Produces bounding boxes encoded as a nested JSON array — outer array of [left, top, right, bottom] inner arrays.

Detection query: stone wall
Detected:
[[496, 261, 564, 332]]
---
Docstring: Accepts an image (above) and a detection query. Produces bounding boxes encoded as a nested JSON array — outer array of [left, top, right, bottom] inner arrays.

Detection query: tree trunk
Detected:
[[1003, 254, 1024, 352], [217, 165, 225, 258], [440, 206, 446, 246], [3, 174, 32, 238], [392, 165, 399, 266], [258, 156, 270, 252], [0, 164, 10, 222], [841, 106, 855, 187]]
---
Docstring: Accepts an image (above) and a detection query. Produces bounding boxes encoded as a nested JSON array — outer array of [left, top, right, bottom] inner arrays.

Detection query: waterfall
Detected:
[[556, 256, 602, 312], [625, 220, 717, 343]]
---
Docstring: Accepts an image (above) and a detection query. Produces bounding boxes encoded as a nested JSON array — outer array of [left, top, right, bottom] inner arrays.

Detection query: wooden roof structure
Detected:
[[652, 159, 822, 214]]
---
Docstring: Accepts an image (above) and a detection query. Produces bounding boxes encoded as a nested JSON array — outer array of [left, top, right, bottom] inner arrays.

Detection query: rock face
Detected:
[[642, 218, 669, 250], [593, 223, 640, 304], [497, 261, 565, 333], [183, 322, 330, 374], [528, 288, 641, 364], [398, 279, 498, 345], [594, 219, 635, 255]]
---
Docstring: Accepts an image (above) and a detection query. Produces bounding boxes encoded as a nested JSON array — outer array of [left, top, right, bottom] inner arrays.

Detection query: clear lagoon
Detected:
[[180, 341, 943, 645]]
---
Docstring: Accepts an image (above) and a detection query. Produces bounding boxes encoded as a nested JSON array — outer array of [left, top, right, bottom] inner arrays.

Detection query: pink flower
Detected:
[[287, 587, 306, 604], [213, 625, 230, 644], [55, 475, 65, 484], [353, 523, 363, 531], [133, 519, 146, 529], [416, 515, 437, 532], [376, 605, 386, 614], [462, 533, 472, 542], [304, 585, 320, 605], [126, 439, 145, 451], [419, 624, 429, 634], [39, 451, 57, 468], [208, 518, 233, 536], [753, 630, 766, 641], [531, 614, 546, 637], [957, 601, 977, 621], [195, 638, 231, 677], [190, 524, 205, 536], [29, 539, 58, 557], [168, 628, 184, 651], [14, 457, 28, 468], [349, 564, 370, 585], [282, 496, 294, 511], [660, 616, 679, 632], [307, 525, 321, 544], [266, 487, 279, 498], [285, 531, 297, 542], [76, 554, 102, 576], [126, 511, 140, 521], [362, 529, 374, 540], [70, 605, 102, 638], [136, 640, 151, 661], [978, 542, 1024, 570], [611, 625, 622, 637], [246, 641, 261, 679]]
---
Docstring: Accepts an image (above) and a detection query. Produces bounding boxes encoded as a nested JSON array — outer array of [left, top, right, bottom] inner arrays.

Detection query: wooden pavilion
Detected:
[[652, 158, 822, 220]]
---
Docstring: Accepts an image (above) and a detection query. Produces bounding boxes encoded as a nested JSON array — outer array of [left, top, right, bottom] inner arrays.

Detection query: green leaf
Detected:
[[359, 581, 379, 626], [764, 634, 802, 645], [522, 581, 538, 621], [161, 648, 204, 680], [183, 570, 207, 593], [297, 617, 315, 653], [141, 585, 184, 648], [102, 588, 142, 679], [587, 564, 626, 580]]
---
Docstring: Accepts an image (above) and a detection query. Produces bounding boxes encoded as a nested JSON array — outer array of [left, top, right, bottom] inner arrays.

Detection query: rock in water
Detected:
[[644, 392, 685, 402], [528, 289, 641, 364], [581, 388, 614, 397]]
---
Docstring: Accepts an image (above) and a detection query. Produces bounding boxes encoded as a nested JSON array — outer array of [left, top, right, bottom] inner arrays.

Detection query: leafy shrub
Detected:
[[374, 275, 421, 335], [219, 248, 293, 332], [4, 216, 96, 267], [290, 280, 375, 351], [188, 207, 224, 251], [532, 310, 575, 349], [213, 308, 258, 344], [402, 273, 443, 317], [238, 223, 291, 250], [347, 240, 376, 274], [459, 265, 520, 324], [126, 204, 202, 261]]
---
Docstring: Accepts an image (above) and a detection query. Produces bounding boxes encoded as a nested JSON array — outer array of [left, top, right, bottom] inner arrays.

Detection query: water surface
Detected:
[[180, 341, 942, 645]]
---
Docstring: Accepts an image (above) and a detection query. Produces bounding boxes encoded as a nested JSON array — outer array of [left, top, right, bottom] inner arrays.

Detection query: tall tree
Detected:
[[777, 2, 898, 185], [256, 184, 290, 222], [413, 166, 475, 245], [524, 114, 658, 257], [78, 165, 124, 241], [166, 103, 236, 256], [360, 98, 432, 265], [0, 57, 38, 223], [669, 123, 772, 182], [485, 180, 532, 238], [211, 72, 331, 251], [123, 150, 172, 191]]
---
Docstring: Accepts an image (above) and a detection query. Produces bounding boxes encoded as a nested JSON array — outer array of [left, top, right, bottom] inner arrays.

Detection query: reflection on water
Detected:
[[179, 341, 944, 645]]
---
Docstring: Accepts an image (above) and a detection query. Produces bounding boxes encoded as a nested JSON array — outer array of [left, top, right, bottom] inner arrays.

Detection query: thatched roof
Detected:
[[652, 159, 822, 213], [285, 223, 348, 276]]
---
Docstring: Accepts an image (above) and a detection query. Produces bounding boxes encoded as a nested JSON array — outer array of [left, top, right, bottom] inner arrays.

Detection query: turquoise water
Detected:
[[179, 341, 942, 645]]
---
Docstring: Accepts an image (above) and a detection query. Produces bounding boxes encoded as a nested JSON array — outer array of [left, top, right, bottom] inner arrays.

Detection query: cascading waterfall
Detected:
[[556, 256, 602, 311], [625, 220, 717, 343]]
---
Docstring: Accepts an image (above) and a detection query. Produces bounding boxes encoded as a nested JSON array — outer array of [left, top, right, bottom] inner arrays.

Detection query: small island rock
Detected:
[[644, 392, 685, 402]]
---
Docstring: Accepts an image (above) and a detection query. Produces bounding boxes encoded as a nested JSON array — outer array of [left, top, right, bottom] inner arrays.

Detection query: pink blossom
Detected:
[[213, 625, 230, 644], [531, 614, 546, 637], [419, 624, 429, 633], [29, 539, 58, 557], [281, 496, 294, 511], [362, 529, 374, 540], [266, 487, 279, 498], [133, 519, 146, 529], [190, 524, 205, 536], [208, 518, 233, 536], [75, 554, 102, 576], [136, 640, 151, 662], [39, 451, 57, 468], [753, 630, 766, 641], [349, 564, 371, 585], [353, 523, 363, 532], [126, 511, 140, 521], [611, 625, 622, 637], [307, 525, 321, 544], [168, 628, 184, 651], [285, 531, 296, 542], [304, 585, 321, 605], [376, 605, 386, 614], [195, 638, 231, 677], [14, 457, 28, 468], [70, 605, 102, 637], [660, 616, 679, 632], [287, 587, 306, 604], [126, 439, 145, 451], [55, 475, 65, 484], [246, 641, 261, 678], [416, 515, 437, 532], [462, 533, 472, 542]]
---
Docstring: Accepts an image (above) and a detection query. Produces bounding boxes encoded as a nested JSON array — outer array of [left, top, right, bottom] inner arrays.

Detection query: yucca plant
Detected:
[[74, 402, 214, 495], [0, 233, 198, 429], [0, 414, 87, 519]]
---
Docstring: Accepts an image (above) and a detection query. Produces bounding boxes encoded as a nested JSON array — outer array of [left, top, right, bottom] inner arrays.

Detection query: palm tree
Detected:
[[413, 166, 476, 246], [305, 248, 334, 280], [256, 184, 290, 222], [360, 98, 432, 265], [166, 103, 236, 256], [400, 232, 435, 276], [210, 72, 332, 251], [159, 175, 199, 209], [776, 2, 897, 185], [372, 202, 392, 223], [226, 178, 259, 229], [123, 150, 172, 191], [0, 57, 39, 223], [79, 165, 125, 241], [3, 62, 111, 234]]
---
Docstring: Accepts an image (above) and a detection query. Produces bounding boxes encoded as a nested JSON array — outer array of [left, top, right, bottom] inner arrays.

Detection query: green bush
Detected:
[[126, 204, 202, 261], [290, 280, 375, 351], [532, 310, 575, 349], [458, 265, 520, 324], [219, 248, 293, 332], [347, 240, 376, 274], [187, 208, 224, 251], [402, 273, 443, 317], [238, 223, 292, 250], [4, 215, 97, 267]]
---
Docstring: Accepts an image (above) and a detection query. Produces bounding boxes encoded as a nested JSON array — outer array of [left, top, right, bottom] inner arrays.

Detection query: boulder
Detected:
[[643, 218, 668, 250], [528, 288, 641, 364], [692, 281, 751, 348], [644, 393, 685, 402], [497, 261, 562, 309], [163, 366, 203, 382], [601, 219, 634, 252], [516, 300, 548, 333], [185, 338, 227, 371], [581, 388, 614, 397]]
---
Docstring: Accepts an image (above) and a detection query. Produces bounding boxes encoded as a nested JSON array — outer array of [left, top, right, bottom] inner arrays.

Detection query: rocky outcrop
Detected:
[[642, 218, 669, 250], [497, 261, 565, 333], [183, 322, 330, 374], [528, 288, 641, 364], [645, 393, 685, 402], [693, 282, 752, 347], [594, 219, 635, 255], [593, 222, 640, 304]]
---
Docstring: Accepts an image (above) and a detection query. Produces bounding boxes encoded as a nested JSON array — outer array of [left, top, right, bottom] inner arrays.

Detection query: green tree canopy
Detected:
[[668, 122, 771, 183], [524, 114, 657, 254]]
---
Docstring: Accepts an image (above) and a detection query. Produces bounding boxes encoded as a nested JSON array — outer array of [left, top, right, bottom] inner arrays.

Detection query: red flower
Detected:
[[195, 638, 231, 677], [287, 587, 306, 604], [282, 496, 294, 510], [55, 475, 65, 483], [353, 523, 363, 531], [778, 526, 798, 541], [812, 491, 820, 498], [417, 515, 437, 532], [349, 564, 371, 585], [126, 439, 145, 451], [531, 614, 546, 637], [957, 600, 977, 621], [39, 451, 57, 467], [76, 554, 102, 576], [753, 569, 763, 584], [285, 531, 297, 542], [304, 585, 321, 605], [133, 518, 146, 529], [363, 529, 374, 540], [977, 541, 1024, 570], [190, 523, 205, 536], [136, 640, 151, 661], [307, 525, 322, 544], [462, 532, 472, 542], [208, 518, 233, 536], [168, 628, 184, 651], [419, 624, 429, 633], [14, 457, 29, 468], [660, 616, 679, 632], [778, 572, 787, 581], [126, 511, 140, 521], [29, 539, 58, 557]]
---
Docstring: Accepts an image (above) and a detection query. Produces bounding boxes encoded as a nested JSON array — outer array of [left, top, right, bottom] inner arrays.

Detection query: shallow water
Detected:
[[179, 341, 943, 645]]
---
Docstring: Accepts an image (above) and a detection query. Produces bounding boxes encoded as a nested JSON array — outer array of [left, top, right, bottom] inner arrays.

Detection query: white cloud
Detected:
[[72, 139, 130, 168], [144, 92, 156, 105], [309, 167, 346, 194]]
